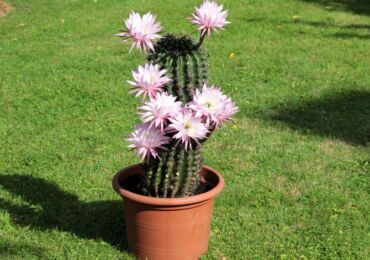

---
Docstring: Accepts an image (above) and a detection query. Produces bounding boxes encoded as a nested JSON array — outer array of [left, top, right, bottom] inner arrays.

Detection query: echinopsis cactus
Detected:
[[118, 1, 237, 198]]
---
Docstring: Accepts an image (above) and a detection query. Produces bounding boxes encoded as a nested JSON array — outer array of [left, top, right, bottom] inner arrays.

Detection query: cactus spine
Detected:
[[140, 35, 208, 198]]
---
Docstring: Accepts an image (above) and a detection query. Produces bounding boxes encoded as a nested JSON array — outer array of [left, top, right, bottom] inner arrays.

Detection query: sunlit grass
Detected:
[[1, 0, 369, 258]]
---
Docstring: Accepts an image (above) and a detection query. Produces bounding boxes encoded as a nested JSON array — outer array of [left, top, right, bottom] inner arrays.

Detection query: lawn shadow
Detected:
[[267, 90, 370, 146], [301, 0, 370, 16], [0, 242, 46, 258], [243, 18, 370, 40], [0, 174, 129, 253], [288, 20, 370, 40], [288, 20, 370, 30], [329, 32, 370, 39]]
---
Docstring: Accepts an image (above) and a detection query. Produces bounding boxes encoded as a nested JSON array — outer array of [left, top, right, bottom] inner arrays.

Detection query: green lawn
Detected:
[[1, 0, 369, 259]]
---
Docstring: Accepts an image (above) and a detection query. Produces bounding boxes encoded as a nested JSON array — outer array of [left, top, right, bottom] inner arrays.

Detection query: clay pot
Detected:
[[112, 164, 224, 260]]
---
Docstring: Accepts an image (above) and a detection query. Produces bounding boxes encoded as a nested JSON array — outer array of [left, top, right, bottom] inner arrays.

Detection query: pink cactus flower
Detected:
[[128, 123, 170, 160], [190, 84, 238, 127], [117, 12, 162, 53], [128, 63, 170, 99], [139, 93, 182, 132], [191, 0, 230, 36], [213, 97, 238, 126], [168, 109, 208, 150]]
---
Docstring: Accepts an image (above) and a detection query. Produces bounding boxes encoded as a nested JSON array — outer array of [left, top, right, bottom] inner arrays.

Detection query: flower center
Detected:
[[147, 73, 157, 85], [143, 25, 151, 35], [204, 99, 216, 112]]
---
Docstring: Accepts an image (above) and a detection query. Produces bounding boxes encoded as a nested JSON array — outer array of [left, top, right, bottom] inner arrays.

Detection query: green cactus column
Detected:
[[141, 35, 208, 198]]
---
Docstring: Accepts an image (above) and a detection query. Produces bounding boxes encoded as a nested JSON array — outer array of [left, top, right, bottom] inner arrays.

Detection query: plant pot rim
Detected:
[[112, 164, 224, 206]]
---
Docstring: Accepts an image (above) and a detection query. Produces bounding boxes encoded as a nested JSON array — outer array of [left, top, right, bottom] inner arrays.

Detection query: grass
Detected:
[[1, 0, 369, 258]]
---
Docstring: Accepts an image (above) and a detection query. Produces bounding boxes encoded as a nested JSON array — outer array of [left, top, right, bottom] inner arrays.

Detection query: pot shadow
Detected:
[[0, 174, 129, 252], [267, 90, 370, 146]]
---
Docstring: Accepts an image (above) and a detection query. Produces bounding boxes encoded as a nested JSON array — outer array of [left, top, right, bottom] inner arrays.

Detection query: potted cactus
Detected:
[[112, 1, 237, 259]]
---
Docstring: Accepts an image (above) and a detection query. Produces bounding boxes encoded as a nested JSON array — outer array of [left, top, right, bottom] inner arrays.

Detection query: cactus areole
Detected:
[[113, 1, 237, 259]]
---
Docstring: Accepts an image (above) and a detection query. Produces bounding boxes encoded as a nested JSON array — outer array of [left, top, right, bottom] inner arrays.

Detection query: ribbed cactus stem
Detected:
[[170, 148, 187, 197], [190, 53, 200, 90], [140, 161, 152, 196], [140, 34, 208, 198], [170, 56, 179, 98], [162, 144, 178, 198], [182, 146, 203, 196], [198, 50, 208, 86]]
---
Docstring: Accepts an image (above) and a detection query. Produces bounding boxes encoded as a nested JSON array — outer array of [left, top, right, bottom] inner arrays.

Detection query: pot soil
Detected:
[[113, 164, 224, 260]]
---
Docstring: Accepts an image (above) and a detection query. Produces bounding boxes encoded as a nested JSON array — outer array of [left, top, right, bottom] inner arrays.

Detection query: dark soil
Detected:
[[121, 174, 143, 195]]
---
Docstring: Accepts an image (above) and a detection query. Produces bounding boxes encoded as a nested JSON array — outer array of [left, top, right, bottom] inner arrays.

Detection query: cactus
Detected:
[[139, 35, 208, 197], [120, 4, 237, 199]]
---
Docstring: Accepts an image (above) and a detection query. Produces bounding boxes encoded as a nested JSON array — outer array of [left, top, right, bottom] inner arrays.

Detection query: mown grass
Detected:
[[1, 0, 369, 259]]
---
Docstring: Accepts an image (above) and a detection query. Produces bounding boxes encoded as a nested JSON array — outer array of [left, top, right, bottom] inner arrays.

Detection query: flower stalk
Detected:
[[196, 33, 206, 49]]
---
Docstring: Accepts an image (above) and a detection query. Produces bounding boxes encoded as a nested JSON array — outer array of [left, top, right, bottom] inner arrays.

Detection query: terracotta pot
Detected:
[[112, 164, 224, 260]]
